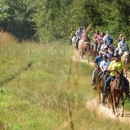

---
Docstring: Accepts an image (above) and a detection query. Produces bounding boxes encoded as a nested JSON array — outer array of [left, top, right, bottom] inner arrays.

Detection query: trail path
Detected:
[[72, 49, 130, 124]]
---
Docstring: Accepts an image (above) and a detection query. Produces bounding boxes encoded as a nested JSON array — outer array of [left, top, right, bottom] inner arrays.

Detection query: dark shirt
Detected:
[[94, 56, 103, 66]]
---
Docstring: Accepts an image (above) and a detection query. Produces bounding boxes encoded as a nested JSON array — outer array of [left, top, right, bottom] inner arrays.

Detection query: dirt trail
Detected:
[[72, 50, 130, 124]]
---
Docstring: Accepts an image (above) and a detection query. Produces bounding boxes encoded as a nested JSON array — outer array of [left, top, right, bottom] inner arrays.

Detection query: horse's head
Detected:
[[123, 51, 130, 63], [115, 70, 124, 89]]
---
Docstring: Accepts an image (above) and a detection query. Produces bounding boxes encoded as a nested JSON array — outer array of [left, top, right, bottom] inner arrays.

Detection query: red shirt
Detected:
[[82, 32, 88, 41], [93, 33, 98, 40], [97, 35, 103, 43]]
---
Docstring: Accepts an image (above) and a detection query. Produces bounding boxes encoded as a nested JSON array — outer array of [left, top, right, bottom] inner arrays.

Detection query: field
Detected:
[[0, 32, 130, 130]]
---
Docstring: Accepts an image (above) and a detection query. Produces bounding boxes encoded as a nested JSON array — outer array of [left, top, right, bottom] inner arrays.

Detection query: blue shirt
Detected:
[[94, 56, 103, 66], [75, 30, 82, 38], [118, 41, 129, 52], [104, 37, 113, 46]]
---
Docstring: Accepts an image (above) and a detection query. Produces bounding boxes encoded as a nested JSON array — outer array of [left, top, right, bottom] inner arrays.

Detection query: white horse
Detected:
[[121, 51, 130, 77]]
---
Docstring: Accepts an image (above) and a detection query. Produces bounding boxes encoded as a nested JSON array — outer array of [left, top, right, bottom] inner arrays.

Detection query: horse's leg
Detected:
[[120, 95, 124, 117], [87, 53, 89, 63], [116, 97, 120, 116], [111, 94, 115, 114], [125, 68, 127, 78], [99, 90, 101, 104]]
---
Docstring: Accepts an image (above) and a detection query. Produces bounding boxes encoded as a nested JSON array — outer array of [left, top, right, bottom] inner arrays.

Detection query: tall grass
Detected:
[[0, 31, 130, 130]]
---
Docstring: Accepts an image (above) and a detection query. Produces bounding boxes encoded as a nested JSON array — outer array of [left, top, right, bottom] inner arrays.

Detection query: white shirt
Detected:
[[100, 60, 111, 71]]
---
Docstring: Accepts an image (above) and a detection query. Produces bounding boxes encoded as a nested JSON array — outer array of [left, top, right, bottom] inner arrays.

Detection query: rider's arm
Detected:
[[94, 57, 99, 68], [94, 63, 99, 68], [100, 66, 104, 72], [107, 61, 116, 72], [99, 61, 104, 72]]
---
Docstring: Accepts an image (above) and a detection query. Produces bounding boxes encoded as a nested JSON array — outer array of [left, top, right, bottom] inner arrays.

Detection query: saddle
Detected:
[[98, 71, 110, 81]]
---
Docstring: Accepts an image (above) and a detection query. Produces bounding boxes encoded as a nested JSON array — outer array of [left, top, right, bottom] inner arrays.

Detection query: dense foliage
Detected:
[[0, 0, 130, 41]]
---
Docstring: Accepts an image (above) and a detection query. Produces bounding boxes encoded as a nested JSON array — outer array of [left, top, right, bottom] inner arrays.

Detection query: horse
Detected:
[[77, 40, 90, 62], [100, 71, 110, 95], [82, 42, 98, 63], [121, 51, 130, 78], [95, 70, 109, 104], [71, 36, 76, 49], [94, 68, 103, 104], [108, 71, 124, 117], [90, 42, 98, 59]]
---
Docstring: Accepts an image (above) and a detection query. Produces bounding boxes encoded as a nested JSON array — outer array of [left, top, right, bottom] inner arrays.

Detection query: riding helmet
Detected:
[[103, 54, 107, 59], [113, 53, 119, 57]]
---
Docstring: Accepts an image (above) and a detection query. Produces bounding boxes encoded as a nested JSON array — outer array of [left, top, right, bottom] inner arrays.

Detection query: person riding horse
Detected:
[[103, 53, 130, 104], [91, 51, 103, 89], [98, 54, 110, 81], [115, 36, 129, 56], [69, 27, 75, 45], [75, 27, 83, 50]]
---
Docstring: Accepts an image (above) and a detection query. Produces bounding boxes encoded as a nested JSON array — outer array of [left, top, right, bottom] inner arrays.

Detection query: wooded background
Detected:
[[0, 0, 130, 42]]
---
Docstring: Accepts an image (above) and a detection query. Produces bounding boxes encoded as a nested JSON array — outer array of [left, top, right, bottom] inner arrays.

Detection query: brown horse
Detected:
[[108, 71, 124, 117], [94, 68, 103, 104], [91, 42, 98, 59], [121, 51, 130, 78], [95, 70, 109, 104], [86, 42, 98, 63], [77, 41, 90, 62], [100, 72, 109, 95]]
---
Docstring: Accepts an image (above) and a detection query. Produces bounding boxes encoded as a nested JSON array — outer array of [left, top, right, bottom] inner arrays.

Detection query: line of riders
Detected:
[[69, 26, 130, 105]]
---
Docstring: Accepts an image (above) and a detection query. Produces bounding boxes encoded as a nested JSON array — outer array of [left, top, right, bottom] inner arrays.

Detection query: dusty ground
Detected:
[[72, 49, 130, 124]]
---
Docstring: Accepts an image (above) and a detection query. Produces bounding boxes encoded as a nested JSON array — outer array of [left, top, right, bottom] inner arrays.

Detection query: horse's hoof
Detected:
[[121, 113, 124, 117], [116, 112, 120, 117], [112, 111, 115, 114]]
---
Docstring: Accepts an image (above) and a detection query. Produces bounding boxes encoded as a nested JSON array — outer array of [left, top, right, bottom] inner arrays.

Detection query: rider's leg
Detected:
[[104, 75, 113, 95], [97, 43, 101, 52], [98, 71, 103, 80], [102, 76, 113, 104], [75, 38, 79, 50], [91, 68, 97, 85], [69, 36, 73, 44]]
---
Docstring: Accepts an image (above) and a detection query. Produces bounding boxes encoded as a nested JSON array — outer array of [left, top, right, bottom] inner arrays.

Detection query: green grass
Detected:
[[0, 32, 130, 130]]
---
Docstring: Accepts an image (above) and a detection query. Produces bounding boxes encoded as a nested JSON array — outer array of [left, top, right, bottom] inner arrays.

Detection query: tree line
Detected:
[[0, 0, 130, 42]]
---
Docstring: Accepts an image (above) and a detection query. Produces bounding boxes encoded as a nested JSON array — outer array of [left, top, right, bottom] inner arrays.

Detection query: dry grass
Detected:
[[0, 31, 130, 130]]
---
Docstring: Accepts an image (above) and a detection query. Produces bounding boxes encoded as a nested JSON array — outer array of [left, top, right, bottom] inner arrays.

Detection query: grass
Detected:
[[0, 31, 130, 130]]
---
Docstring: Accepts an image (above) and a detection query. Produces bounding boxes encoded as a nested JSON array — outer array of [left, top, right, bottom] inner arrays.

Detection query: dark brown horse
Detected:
[[108, 71, 124, 117], [100, 72, 109, 95], [95, 71, 109, 104]]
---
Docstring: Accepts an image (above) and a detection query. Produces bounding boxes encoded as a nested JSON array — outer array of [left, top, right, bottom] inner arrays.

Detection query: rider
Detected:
[[116, 36, 129, 56], [69, 27, 75, 45], [103, 53, 130, 97], [91, 39, 98, 51], [104, 34, 113, 47], [93, 29, 99, 41], [75, 26, 83, 50], [81, 28, 89, 42], [91, 51, 103, 89], [97, 32, 104, 52], [98, 54, 111, 80], [117, 34, 123, 43], [102, 46, 112, 61]]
